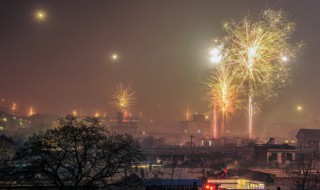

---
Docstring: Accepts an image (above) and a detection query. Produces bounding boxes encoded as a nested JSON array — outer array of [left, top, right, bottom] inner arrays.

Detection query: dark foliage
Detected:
[[16, 115, 144, 189]]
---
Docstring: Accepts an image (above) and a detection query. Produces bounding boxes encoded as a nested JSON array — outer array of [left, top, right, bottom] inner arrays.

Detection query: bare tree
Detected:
[[0, 135, 16, 170], [285, 145, 320, 190], [16, 115, 144, 189]]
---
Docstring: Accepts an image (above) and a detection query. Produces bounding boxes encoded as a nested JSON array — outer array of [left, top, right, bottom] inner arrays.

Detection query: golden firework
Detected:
[[204, 66, 242, 135], [111, 83, 136, 113], [206, 10, 298, 138]]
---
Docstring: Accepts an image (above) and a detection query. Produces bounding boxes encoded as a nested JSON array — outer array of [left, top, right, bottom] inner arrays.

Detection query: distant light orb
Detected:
[[111, 54, 118, 61], [35, 10, 46, 21], [297, 106, 302, 111]]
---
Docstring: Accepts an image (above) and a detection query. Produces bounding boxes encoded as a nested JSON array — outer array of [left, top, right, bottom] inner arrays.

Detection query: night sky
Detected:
[[1, 1, 320, 133]]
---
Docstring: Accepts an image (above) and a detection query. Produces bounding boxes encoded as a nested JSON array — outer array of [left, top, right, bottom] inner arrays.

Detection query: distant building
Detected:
[[296, 128, 320, 153], [108, 112, 139, 134], [0, 111, 31, 132], [179, 114, 211, 146], [180, 114, 211, 137], [258, 122, 302, 145]]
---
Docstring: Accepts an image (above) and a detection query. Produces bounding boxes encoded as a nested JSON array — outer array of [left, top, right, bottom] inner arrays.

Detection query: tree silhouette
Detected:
[[16, 115, 144, 189], [285, 144, 320, 190]]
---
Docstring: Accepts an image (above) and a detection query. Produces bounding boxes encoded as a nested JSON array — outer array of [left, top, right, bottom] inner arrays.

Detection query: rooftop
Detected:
[[296, 128, 320, 139]]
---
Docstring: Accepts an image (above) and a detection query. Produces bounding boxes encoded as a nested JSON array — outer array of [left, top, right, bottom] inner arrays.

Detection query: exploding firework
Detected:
[[111, 83, 136, 113], [205, 66, 242, 136], [206, 10, 297, 138]]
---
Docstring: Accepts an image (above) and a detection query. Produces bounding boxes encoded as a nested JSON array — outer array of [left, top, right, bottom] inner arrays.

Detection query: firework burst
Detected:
[[225, 10, 296, 138], [205, 66, 242, 135], [111, 83, 136, 113], [206, 10, 298, 138]]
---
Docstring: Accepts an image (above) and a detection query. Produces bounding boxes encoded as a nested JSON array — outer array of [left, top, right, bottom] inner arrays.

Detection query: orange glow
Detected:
[[72, 110, 77, 116], [11, 102, 17, 112], [185, 108, 191, 120], [29, 106, 34, 116]]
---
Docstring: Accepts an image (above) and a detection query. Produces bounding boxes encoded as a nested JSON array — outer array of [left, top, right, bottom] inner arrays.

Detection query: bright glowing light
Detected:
[[72, 110, 77, 116], [248, 46, 257, 58], [281, 55, 289, 62], [111, 83, 136, 113], [29, 107, 34, 116], [297, 106, 302, 111], [94, 111, 100, 118], [209, 47, 223, 63], [111, 53, 118, 60], [35, 10, 46, 21], [248, 45, 258, 69]]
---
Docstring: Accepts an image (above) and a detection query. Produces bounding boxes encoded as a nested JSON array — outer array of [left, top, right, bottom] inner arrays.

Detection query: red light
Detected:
[[204, 183, 216, 190]]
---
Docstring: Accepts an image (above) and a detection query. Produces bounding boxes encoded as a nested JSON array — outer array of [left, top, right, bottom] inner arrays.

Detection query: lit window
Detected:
[[197, 129, 201, 133], [184, 129, 187, 133], [209, 141, 212, 146], [201, 140, 204, 146]]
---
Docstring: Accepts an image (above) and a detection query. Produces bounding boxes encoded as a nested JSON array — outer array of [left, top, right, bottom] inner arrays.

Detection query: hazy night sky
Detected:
[[1, 0, 320, 133]]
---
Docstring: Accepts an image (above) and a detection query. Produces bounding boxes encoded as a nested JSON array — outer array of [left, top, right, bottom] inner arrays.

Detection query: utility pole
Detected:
[[189, 135, 195, 147]]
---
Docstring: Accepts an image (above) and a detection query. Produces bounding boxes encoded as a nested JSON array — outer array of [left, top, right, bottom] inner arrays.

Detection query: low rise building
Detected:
[[254, 144, 296, 168]]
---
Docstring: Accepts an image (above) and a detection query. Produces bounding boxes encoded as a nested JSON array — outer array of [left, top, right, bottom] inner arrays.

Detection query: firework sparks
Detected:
[[111, 83, 136, 113], [205, 66, 242, 136], [210, 10, 297, 138]]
